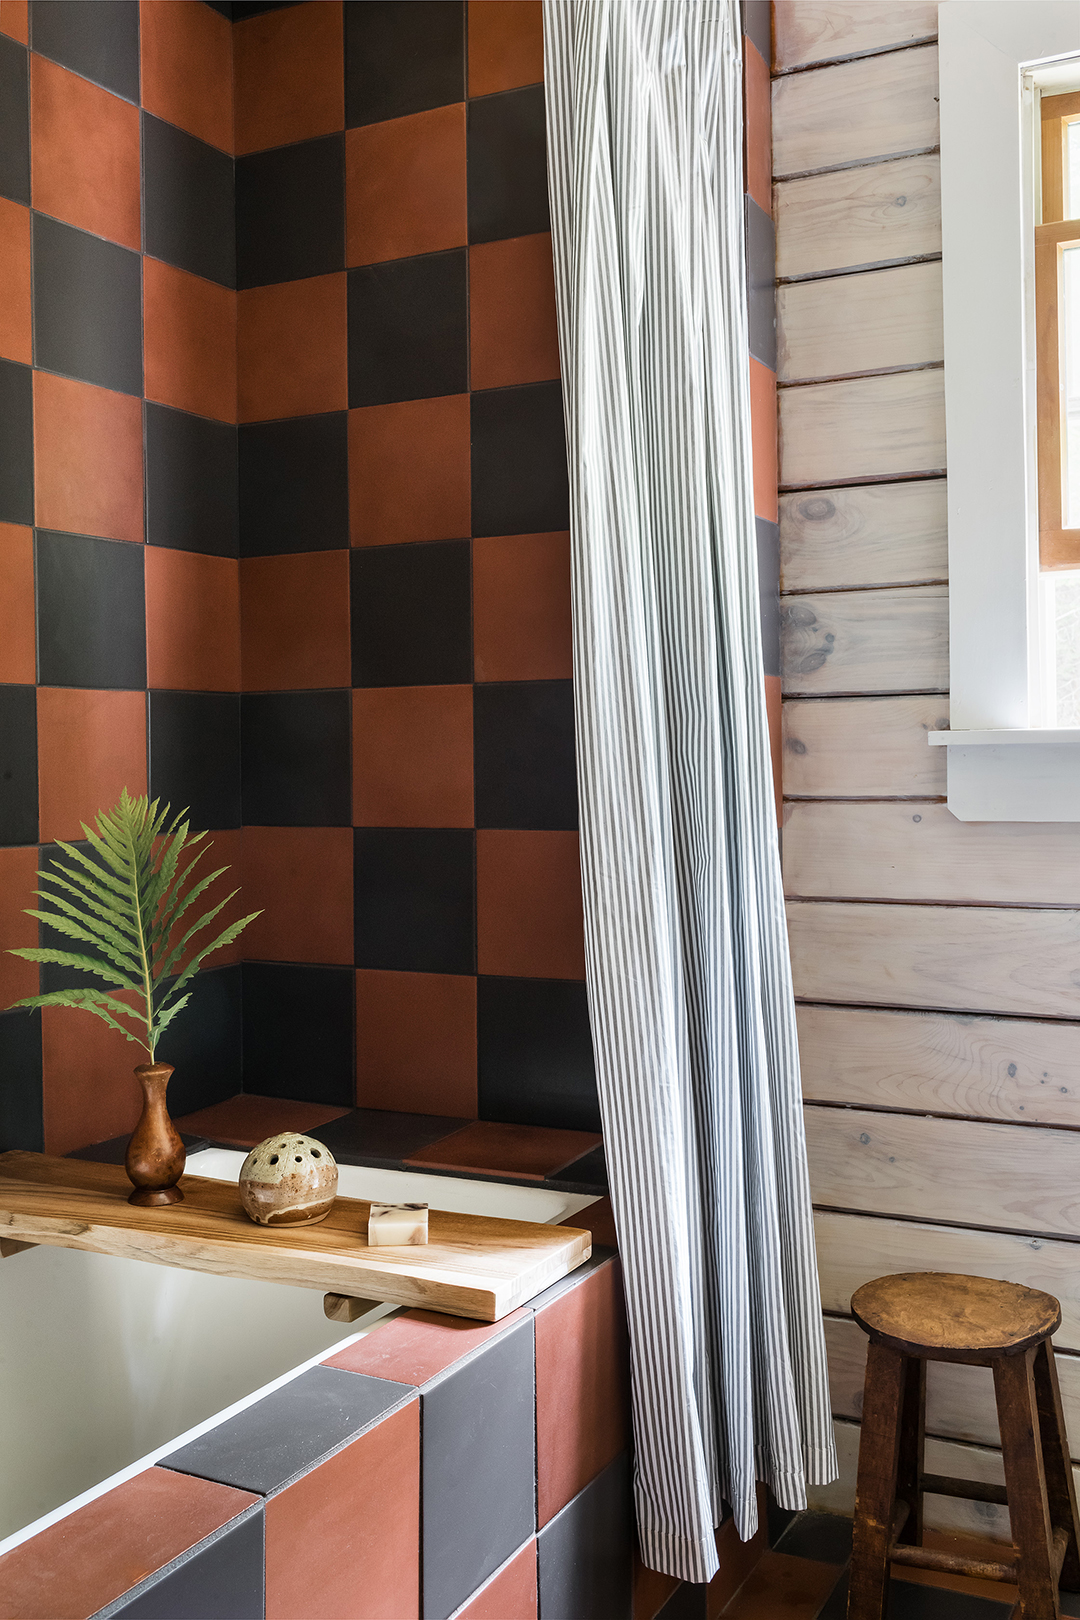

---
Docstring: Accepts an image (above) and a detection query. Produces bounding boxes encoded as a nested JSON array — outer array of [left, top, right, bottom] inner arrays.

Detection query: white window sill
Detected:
[[928, 729, 1080, 746], [928, 729, 1080, 819]]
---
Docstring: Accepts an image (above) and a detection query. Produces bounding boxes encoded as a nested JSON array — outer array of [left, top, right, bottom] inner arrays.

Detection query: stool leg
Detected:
[[1033, 1340, 1080, 1592], [994, 1348, 1058, 1620], [848, 1340, 906, 1620], [895, 1354, 926, 1547]]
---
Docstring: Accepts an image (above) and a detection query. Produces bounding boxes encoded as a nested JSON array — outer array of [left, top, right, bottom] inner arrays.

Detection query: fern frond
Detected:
[[27, 894, 141, 970], [157, 913, 261, 1012], [8, 945, 139, 990]]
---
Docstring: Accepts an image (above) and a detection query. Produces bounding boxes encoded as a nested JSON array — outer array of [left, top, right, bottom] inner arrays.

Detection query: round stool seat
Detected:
[[851, 1272, 1060, 1361]]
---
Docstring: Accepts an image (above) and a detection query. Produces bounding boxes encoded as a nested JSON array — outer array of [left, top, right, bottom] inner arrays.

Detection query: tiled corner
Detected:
[[314, 1105, 473, 1166], [537, 1453, 634, 1620]]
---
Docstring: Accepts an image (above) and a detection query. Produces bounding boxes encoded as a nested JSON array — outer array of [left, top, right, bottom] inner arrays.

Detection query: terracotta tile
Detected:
[[0, 1467, 257, 1620], [562, 1195, 617, 1250], [41, 996, 150, 1154], [234, 0, 343, 158], [144, 257, 237, 425], [477, 830, 585, 980], [406, 1119, 601, 1179], [457, 1538, 537, 1619], [30, 55, 141, 251], [749, 357, 778, 522], [242, 826, 353, 965], [327, 1308, 525, 1387], [468, 0, 543, 96], [265, 1400, 418, 1620], [0, 0, 28, 43], [241, 552, 350, 692], [473, 531, 572, 682], [535, 1259, 629, 1526], [765, 673, 782, 825], [0, 845, 38, 1006], [0, 197, 31, 364], [192, 827, 245, 967], [140, 0, 233, 154], [355, 968, 477, 1116], [0, 522, 34, 683], [634, 1551, 679, 1620], [349, 394, 470, 546], [146, 548, 240, 692], [720, 1549, 840, 1619], [174, 1093, 351, 1148], [33, 371, 144, 544], [469, 234, 560, 390], [743, 41, 771, 218], [707, 1499, 770, 1617], [353, 685, 473, 828], [37, 687, 146, 845], [346, 104, 466, 267], [238, 274, 347, 423]]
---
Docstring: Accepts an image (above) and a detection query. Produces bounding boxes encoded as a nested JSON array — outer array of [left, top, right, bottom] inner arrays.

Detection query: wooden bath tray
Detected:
[[0, 1152, 593, 1323]]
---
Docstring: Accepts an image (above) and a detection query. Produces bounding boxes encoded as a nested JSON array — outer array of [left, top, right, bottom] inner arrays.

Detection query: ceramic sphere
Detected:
[[239, 1133, 338, 1226]]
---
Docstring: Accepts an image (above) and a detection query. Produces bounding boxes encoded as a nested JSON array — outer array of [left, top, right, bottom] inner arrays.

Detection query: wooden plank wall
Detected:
[[771, 2, 1080, 1529]]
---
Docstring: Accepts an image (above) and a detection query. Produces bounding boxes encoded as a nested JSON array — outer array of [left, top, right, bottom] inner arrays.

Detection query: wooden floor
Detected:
[[719, 1514, 1080, 1619]]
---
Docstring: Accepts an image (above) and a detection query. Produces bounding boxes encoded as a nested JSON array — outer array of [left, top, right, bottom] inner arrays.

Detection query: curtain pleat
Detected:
[[542, 0, 838, 1582]]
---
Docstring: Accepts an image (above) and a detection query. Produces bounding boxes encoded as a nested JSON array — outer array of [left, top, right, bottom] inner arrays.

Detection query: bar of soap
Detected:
[[368, 1202, 428, 1246]]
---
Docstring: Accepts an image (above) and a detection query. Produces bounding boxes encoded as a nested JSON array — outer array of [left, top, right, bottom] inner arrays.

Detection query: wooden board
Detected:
[[0, 1153, 592, 1324], [778, 262, 943, 383], [780, 478, 948, 593], [798, 1004, 1080, 1129], [781, 585, 948, 696], [805, 1107, 1080, 1242], [772, 46, 939, 179], [773, 1, 938, 73], [775, 155, 941, 280], [784, 801, 1080, 905], [814, 1211, 1080, 1352], [782, 696, 949, 796], [823, 1315, 1080, 1460], [788, 899, 1080, 1018], [779, 370, 946, 487]]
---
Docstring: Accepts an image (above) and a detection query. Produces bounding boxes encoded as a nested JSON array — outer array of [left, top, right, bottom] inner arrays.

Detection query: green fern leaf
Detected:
[[23, 907, 140, 976], [27, 892, 140, 968], [157, 913, 262, 1008], [8, 945, 138, 990]]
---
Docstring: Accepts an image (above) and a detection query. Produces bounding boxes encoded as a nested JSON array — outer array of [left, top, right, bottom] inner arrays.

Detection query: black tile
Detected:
[[344, 0, 464, 128], [547, 1143, 606, 1192], [33, 215, 142, 397], [354, 827, 475, 975], [742, 0, 772, 65], [808, 1569, 849, 1620], [150, 692, 242, 830], [746, 195, 776, 371], [774, 1511, 852, 1565], [236, 134, 344, 290], [241, 691, 351, 827], [467, 85, 548, 246], [0, 35, 30, 207], [0, 359, 33, 526], [104, 1507, 264, 1620], [158, 965, 244, 1116], [242, 963, 355, 1106], [471, 382, 569, 538], [537, 1454, 633, 1620], [657, 1581, 706, 1619], [143, 114, 236, 289], [0, 1009, 43, 1153], [314, 1107, 470, 1166], [887, 1579, 1012, 1618], [757, 516, 780, 677], [0, 686, 39, 846], [30, 1, 139, 102], [1060, 1591, 1080, 1617], [421, 1315, 535, 1620], [212, 1, 297, 17], [146, 405, 239, 558], [239, 413, 348, 556], [36, 530, 146, 690], [350, 540, 471, 686], [67, 1132, 207, 1164], [347, 251, 467, 408], [765, 1489, 798, 1547], [473, 681, 577, 830], [160, 1365, 414, 1495], [478, 976, 599, 1132]]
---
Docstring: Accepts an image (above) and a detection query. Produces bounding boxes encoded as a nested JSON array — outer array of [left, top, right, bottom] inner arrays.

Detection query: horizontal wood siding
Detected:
[[773, 1, 938, 74], [781, 586, 948, 696], [779, 369, 946, 486], [774, 155, 941, 280], [772, 46, 939, 179], [783, 696, 949, 796], [780, 479, 948, 592], [777, 261, 943, 381]]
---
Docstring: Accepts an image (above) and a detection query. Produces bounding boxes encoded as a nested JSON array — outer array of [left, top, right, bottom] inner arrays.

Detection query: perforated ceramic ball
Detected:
[[239, 1132, 338, 1226]]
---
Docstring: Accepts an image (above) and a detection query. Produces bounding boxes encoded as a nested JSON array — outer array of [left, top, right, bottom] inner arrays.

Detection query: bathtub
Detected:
[[0, 1147, 597, 1550]]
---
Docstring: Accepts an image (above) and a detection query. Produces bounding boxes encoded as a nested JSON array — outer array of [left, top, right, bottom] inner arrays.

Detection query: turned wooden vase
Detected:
[[125, 1062, 185, 1207]]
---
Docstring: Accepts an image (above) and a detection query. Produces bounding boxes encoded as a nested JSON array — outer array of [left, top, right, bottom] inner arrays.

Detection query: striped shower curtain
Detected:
[[543, 0, 837, 1584]]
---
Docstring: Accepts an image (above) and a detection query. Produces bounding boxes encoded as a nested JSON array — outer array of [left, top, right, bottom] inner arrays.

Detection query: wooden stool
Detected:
[[847, 1272, 1080, 1620]]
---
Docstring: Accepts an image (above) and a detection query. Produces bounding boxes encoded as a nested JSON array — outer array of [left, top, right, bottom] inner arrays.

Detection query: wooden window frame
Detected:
[[1037, 93, 1080, 569]]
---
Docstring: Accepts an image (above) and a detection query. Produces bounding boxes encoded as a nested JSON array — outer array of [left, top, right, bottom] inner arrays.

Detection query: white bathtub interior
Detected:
[[0, 1151, 598, 1543]]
